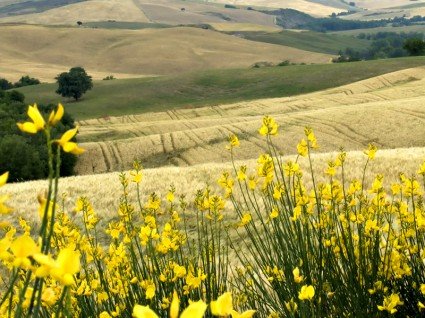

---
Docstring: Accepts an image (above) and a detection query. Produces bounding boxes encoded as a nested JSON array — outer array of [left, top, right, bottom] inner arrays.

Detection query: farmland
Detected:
[[0, 24, 331, 82], [17, 57, 425, 120]]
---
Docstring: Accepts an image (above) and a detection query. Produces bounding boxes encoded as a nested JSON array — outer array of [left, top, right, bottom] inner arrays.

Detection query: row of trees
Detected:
[[0, 75, 40, 90], [334, 33, 425, 62]]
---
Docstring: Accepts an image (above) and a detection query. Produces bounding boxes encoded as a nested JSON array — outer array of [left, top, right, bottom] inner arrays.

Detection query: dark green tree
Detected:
[[403, 38, 425, 56], [14, 75, 40, 88], [0, 78, 13, 90], [55, 67, 93, 101]]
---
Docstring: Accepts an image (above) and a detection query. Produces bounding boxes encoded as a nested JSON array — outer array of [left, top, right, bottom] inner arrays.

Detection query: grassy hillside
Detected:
[[233, 30, 370, 54], [0, 25, 330, 82], [17, 57, 425, 120]]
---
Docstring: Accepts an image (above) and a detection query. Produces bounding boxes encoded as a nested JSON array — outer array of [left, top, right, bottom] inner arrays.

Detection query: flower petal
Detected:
[[17, 122, 38, 134], [0, 172, 8, 187], [27, 104, 45, 130]]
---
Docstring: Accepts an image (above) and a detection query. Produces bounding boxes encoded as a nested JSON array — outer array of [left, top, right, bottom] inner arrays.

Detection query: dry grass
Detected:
[[207, 0, 345, 16], [210, 22, 281, 32], [341, 0, 425, 21], [74, 66, 425, 174], [134, 0, 277, 26], [354, 0, 425, 10], [0, 0, 149, 25], [0, 24, 331, 81], [2, 147, 424, 225]]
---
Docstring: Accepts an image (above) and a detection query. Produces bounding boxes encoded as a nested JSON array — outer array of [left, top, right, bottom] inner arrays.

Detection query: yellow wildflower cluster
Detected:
[[1, 111, 425, 318]]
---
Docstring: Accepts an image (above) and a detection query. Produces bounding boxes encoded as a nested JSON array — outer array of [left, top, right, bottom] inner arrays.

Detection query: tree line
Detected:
[[334, 32, 425, 62]]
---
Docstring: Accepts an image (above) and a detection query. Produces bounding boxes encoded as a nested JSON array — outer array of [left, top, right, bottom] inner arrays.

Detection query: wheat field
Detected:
[[74, 66, 425, 174], [0, 24, 331, 82], [2, 147, 424, 225], [353, 0, 425, 10], [134, 0, 278, 26], [209, 23, 281, 32], [207, 0, 344, 16]]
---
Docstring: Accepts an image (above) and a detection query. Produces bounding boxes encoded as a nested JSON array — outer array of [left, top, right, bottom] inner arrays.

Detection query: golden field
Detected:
[[0, 0, 149, 25], [0, 24, 331, 82], [209, 22, 281, 32], [134, 0, 278, 26], [3, 146, 424, 224], [207, 0, 344, 16], [74, 66, 425, 174]]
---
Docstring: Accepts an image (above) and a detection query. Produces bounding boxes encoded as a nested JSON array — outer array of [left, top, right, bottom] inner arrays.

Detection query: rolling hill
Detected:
[[206, 0, 346, 16], [0, 24, 331, 82], [0, 0, 149, 24], [17, 57, 425, 120], [68, 65, 425, 175]]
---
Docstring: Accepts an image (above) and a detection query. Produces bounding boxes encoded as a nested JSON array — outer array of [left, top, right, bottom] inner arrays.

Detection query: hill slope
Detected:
[[0, 25, 331, 82], [0, 0, 149, 24], [61, 65, 425, 174], [207, 0, 345, 16], [17, 57, 425, 120]]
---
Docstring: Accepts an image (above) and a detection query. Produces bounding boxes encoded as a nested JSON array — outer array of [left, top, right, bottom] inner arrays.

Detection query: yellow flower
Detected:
[[131, 171, 143, 184], [11, 235, 40, 268], [418, 161, 425, 175], [132, 305, 159, 318], [297, 139, 308, 157], [259, 116, 278, 136], [293, 267, 304, 283], [0, 172, 8, 187], [239, 213, 252, 226], [298, 285, 315, 301], [99, 312, 112, 318], [0, 194, 12, 214], [41, 287, 58, 307], [170, 291, 180, 318], [420, 284, 425, 295], [17, 104, 45, 134], [38, 193, 54, 220], [180, 300, 207, 318], [48, 103, 64, 126], [285, 298, 298, 313], [304, 127, 318, 149], [364, 144, 377, 160], [231, 310, 256, 318], [211, 292, 233, 316], [50, 248, 81, 286], [269, 207, 279, 220], [55, 127, 85, 155], [377, 293, 403, 314], [227, 134, 240, 150]]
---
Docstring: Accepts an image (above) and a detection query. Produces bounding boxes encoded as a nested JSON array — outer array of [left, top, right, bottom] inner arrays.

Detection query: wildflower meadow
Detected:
[[0, 104, 425, 317]]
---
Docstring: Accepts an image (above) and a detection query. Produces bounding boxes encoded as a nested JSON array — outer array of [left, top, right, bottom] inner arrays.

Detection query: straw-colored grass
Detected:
[[0, 24, 331, 82], [209, 22, 281, 32], [207, 0, 345, 16], [0, 0, 149, 25], [134, 0, 277, 26], [2, 147, 424, 225], [74, 66, 425, 174]]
